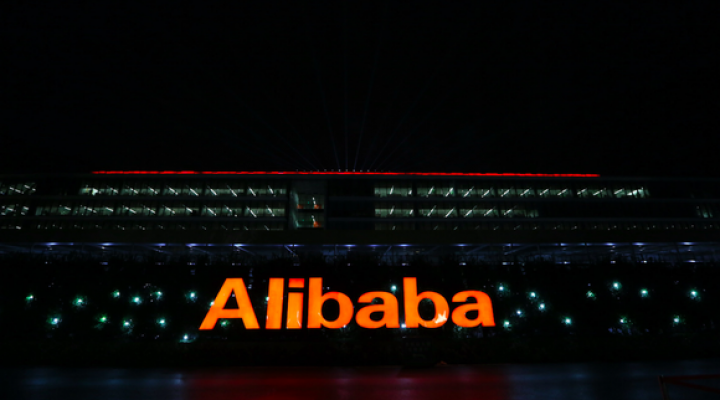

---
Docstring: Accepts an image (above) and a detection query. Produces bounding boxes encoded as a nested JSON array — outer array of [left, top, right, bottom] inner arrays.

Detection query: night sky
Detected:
[[3, 2, 719, 177]]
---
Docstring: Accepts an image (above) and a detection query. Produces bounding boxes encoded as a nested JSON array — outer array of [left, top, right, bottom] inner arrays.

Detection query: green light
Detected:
[[690, 290, 697, 297], [132, 297, 141, 304], [113, 291, 120, 298], [189, 292, 196, 298], [612, 282, 620, 289], [220, 320, 229, 327], [100, 315, 107, 323], [50, 317, 60, 325], [641, 289, 648, 297], [391, 285, 397, 292], [74, 298, 84, 306], [539, 303, 546, 310], [503, 320, 510, 328], [158, 318, 166, 325], [529, 292, 536, 298], [673, 316, 680, 324], [564, 318, 572, 325], [156, 291, 162, 297], [123, 320, 131, 327], [586, 291, 595, 298], [26, 294, 34, 301]]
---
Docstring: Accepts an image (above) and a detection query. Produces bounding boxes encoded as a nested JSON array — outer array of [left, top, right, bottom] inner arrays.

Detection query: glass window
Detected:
[[0, 182, 37, 196], [246, 202, 286, 217], [418, 203, 457, 218], [374, 202, 414, 218], [161, 182, 202, 196], [248, 181, 287, 197], [456, 185, 494, 198], [0, 201, 29, 216], [205, 181, 246, 197], [298, 195, 324, 209], [417, 182, 454, 198], [460, 205, 499, 218], [537, 186, 573, 198], [296, 212, 324, 229], [374, 182, 413, 197], [158, 202, 199, 217]]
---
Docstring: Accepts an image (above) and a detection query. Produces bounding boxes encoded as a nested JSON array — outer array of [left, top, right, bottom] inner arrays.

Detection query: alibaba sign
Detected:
[[199, 278, 495, 330]]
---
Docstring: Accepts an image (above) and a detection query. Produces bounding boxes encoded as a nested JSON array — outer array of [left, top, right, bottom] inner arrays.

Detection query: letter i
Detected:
[[266, 278, 284, 329], [286, 278, 305, 329]]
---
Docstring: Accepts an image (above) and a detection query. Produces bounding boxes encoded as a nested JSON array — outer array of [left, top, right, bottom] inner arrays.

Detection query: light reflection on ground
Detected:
[[2, 359, 719, 400]]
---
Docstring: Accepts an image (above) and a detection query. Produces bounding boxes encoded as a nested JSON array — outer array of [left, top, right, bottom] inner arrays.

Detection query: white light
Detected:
[[564, 318, 571, 325], [539, 303, 545, 310], [503, 321, 510, 327], [401, 323, 406, 328], [498, 286, 504, 291], [391, 285, 396, 291], [530, 292, 536, 298], [516, 310, 522, 315], [184, 335, 188, 340]]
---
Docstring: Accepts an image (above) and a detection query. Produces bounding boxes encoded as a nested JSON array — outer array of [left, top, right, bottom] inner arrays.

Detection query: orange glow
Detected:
[[307, 278, 354, 328], [289, 278, 305, 288], [403, 277, 450, 328], [286, 292, 304, 329], [266, 278, 284, 329], [355, 292, 400, 328], [451, 291, 496, 327], [199, 278, 259, 330]]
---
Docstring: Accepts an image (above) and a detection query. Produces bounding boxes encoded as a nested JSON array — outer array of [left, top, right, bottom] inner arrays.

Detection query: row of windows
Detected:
[[0, 203, 30, 216], [374, 204, 539, 218], [0, 182, 37, 196], [79, 181, 288, 197], [34, 202, 286, 218], [0, 221, 286, 231], [374, 183, 649, 199], [0, 220, 715, 232], [374, 222, 719, 231]]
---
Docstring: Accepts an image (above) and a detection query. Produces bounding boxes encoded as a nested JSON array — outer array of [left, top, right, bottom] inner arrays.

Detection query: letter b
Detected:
[[307, 278, 354, 328], [403, 277, 449, 328]]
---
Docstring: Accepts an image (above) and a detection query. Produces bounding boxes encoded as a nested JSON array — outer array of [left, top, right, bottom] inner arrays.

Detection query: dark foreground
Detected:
[[2, 359, 719, 400]]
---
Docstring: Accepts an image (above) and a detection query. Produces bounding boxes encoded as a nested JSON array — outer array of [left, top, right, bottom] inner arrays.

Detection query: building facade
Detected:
[[1, 170, 719, 263]]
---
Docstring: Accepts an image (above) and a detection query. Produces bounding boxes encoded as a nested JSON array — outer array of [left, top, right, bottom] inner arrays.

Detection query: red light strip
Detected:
[[92, 171, 599, 177]]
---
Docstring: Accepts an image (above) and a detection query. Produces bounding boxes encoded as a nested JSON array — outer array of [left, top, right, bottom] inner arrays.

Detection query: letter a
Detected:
[[356, 292, 400, 328], [403, 277, 449, 328], [451, 291, 496, 327], [199, 278, 260, 330]]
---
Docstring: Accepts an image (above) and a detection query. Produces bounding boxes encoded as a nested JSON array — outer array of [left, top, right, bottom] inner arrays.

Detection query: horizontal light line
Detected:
[[92, 171, 600, 178]]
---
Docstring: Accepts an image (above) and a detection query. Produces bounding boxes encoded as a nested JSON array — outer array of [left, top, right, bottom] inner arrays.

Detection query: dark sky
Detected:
[[3, 2, 719, 177]]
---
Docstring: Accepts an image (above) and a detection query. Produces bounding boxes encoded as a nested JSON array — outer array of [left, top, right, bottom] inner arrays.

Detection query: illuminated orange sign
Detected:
[[199, 277, 495, 330]]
